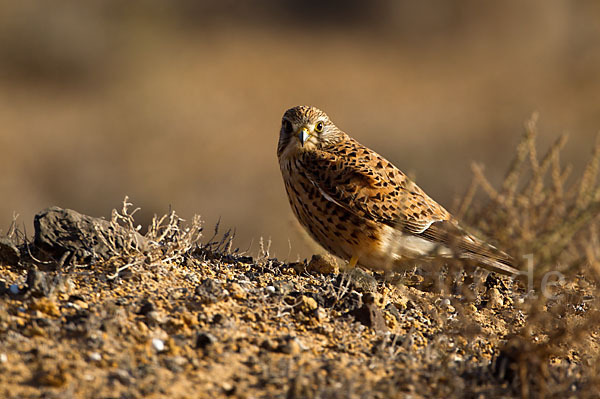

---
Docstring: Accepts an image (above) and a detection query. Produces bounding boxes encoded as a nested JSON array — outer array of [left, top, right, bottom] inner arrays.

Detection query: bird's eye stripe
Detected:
[[282, 120, 293, 134]]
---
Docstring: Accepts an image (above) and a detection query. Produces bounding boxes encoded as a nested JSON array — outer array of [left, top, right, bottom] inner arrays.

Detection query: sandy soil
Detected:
[[0, 207, 597, 398]]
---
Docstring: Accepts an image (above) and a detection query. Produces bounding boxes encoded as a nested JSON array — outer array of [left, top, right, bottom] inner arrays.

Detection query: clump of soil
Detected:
[[0, 202, 598, 398]]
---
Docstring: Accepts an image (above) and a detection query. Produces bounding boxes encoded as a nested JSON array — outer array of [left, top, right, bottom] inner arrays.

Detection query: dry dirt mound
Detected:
[[0, 206, 598, 398]]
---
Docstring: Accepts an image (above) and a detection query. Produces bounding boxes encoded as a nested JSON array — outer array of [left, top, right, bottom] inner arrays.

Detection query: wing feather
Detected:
[[299, 139, 450, 235], [299, 138, 519, 275]]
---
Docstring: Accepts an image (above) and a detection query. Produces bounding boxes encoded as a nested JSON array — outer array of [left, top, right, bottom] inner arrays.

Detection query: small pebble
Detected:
[[0, 353, 7, 363], [222, 382, 235, 395], [152, 338, 165, 352], [265, 286, 276, 294], [280, 335, 304, 355], [146, 310, 167, 324], [89, 352, 102, 362], [261, 338, 278, 352], [315, 307, 327, 322], [307, 254, 339, 274], [110, 369, 132, 386], [440, 298, 456, 313], [487, 288, 504, 309], [9, 284, 19, 295], [170, 356, 187, 367], [298, 295, 318, 314]]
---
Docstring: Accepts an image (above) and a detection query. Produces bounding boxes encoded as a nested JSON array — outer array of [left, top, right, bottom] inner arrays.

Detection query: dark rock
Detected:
[[0, 238, 20, 266], [67, 294, 85, 302], [351, 300, 388, 332], [63, 311, 91, 338], [137, 299, 155, 315], [260, 338, 278, 352], [236, 255, 254, 263], [485, 273, 500, 288], [33, 206, 150, 265], [362, 292, 376, 305], [492, 338, 522, 383], [289, 261, 307, 274], [195, 331, 217, 349], [64, 311, 90, 325]]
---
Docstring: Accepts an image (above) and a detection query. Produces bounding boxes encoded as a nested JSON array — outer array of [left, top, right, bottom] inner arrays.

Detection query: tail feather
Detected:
[[459, 252, 520, 276], [415, 219, 520, 276]]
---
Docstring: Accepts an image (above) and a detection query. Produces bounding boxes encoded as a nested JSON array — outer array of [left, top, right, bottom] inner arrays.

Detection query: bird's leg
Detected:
[[347, 255, 359, 270]]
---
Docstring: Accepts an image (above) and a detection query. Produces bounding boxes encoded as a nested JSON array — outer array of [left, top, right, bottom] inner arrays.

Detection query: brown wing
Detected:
[[299, 137, 451, 235], [300, 137, 519, 275]]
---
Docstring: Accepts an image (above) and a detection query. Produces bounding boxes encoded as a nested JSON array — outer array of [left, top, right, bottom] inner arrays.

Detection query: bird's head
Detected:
[[277, 105, 342, 159]]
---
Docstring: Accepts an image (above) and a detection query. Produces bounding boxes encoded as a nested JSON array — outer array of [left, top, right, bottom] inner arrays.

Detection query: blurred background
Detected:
[[1, 0, 599, 261]]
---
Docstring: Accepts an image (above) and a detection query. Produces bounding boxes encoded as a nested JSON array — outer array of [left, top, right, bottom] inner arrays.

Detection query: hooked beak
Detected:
[[299, 127, 310, 146]]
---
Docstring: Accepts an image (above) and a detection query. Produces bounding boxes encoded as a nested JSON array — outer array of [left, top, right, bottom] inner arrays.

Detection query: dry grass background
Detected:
[[1, 0, 600, 261]]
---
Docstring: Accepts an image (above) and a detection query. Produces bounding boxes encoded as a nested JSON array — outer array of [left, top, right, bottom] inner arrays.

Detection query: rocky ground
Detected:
[[0, 206, 598, 399]]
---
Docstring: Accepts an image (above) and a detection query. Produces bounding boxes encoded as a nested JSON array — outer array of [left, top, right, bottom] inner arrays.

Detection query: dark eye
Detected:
[[315, 121, 324, 133], [282, 119, 293, 134]]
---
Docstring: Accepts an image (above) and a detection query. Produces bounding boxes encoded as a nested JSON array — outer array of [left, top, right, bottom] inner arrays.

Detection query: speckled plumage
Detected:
[[278, 105, 518, 275]]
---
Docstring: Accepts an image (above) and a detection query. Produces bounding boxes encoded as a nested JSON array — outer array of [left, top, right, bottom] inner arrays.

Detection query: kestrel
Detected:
[[277, 105, 519, 275]]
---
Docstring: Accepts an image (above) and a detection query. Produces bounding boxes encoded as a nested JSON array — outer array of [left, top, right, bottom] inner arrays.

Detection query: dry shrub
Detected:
[[96, 197, 203, 279], [458, 114, 600, 275], [456, 116, 600, 398]]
